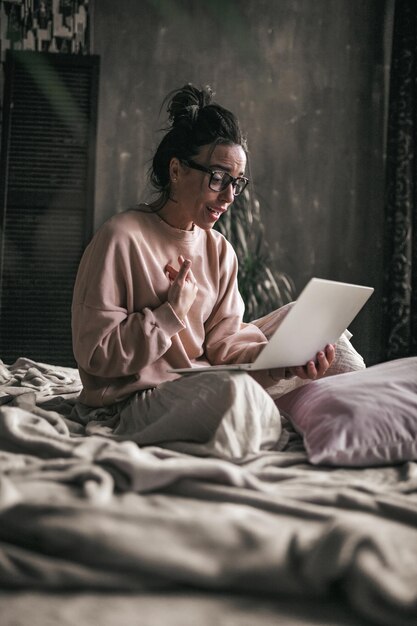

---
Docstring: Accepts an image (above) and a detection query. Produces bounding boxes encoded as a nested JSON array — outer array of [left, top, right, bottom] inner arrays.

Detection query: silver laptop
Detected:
[[169, 277, 374, 374]]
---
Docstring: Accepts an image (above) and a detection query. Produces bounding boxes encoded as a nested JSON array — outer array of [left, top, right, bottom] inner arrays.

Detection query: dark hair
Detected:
[[149, 84, 247, 198]]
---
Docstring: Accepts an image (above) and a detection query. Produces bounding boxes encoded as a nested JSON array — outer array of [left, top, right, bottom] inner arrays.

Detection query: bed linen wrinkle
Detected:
[[0, 358, 417, 625]]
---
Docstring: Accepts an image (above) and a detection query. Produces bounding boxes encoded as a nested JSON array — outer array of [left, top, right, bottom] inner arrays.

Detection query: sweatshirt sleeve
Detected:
[[72, 220, 185, 378], [203, 238, 268, 365]]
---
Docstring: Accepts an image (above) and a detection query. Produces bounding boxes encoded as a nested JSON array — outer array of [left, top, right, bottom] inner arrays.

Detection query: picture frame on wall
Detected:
[[0, 0, 90, 59]]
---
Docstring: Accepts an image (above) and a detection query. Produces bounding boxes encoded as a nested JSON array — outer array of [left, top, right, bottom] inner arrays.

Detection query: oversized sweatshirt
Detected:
[[72, 208, 269, 407]]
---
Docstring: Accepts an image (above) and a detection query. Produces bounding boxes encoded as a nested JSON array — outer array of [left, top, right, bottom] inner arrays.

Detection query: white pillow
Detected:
[[276, 357, 417, 466]]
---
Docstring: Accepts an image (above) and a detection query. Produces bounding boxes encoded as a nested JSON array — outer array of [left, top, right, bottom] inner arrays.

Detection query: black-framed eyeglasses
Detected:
[[181, 159, 249, 196]]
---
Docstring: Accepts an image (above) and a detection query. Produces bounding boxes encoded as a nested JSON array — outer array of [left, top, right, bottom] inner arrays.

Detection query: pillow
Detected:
[[275, 357, 417, 466]]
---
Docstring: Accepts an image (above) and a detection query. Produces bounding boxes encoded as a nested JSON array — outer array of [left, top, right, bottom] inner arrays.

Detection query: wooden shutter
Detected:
[[0, 51, 99, 367]]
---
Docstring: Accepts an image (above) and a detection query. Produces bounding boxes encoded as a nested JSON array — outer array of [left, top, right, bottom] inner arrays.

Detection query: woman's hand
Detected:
[[288, 343, 336, 380], [267, 343, 335, 384], [166, 255, 198, 322]]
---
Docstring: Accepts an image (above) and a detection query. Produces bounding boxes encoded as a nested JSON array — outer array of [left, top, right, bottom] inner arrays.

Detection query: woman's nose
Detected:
[[219, 182, 235, 203]]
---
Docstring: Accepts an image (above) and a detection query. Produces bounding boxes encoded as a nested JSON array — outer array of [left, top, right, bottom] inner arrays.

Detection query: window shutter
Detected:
[[0, 51, 99, 366]]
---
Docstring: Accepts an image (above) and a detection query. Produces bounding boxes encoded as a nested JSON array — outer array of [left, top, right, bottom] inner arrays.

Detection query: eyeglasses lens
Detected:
[[233, 179, 245, 196], [209, 172, 246, 196]]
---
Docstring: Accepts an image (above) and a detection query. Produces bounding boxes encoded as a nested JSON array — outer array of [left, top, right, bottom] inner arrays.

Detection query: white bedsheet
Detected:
[[0, 358, 416, 626]]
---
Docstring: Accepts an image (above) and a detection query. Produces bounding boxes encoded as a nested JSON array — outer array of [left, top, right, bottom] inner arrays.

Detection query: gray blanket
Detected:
[[0, 358, 416, 626]]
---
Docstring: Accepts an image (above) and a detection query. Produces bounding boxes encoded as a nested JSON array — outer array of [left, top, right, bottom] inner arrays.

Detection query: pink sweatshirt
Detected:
[[72, 208, 268, 407]]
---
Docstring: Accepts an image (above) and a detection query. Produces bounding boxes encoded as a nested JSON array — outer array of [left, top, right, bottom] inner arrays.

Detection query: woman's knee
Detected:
[[199, 371, 281, 457], [197, 370, 278, 416]]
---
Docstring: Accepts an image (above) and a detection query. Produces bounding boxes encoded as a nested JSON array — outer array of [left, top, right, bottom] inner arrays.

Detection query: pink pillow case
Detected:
[[276, 357, 417, 466]]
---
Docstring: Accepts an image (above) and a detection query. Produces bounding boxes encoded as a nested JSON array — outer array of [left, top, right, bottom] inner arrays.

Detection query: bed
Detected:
[[0, 355, 417, 626]]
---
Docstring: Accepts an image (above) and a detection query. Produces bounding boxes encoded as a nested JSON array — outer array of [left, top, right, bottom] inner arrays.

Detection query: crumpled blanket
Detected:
[[0, 357, 82, 401], [0, 358, 417, 626]]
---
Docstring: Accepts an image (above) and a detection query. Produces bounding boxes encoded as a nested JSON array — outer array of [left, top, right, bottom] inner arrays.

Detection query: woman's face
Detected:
[[168, 143, 247, 231]]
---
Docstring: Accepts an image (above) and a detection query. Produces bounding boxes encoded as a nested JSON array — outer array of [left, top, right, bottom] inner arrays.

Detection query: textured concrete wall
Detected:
[[92, 0, 394, 365]]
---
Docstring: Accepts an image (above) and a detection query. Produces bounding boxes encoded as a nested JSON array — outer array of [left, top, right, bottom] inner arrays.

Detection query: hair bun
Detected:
[[167, 83, 214, 128]]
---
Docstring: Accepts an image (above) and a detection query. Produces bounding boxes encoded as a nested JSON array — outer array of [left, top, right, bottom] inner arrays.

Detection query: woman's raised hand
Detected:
[[166, 255, 198, 322]]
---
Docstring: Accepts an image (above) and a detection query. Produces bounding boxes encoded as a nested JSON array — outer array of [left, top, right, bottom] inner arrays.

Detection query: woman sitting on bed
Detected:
[[71, 84, 365, 458]]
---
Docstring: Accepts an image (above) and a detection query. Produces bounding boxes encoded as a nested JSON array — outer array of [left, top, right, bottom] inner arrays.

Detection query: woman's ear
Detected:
[[169, 157, 181, 183]]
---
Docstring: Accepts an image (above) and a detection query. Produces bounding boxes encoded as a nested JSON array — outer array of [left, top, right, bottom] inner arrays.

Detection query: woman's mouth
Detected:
[[207, 206, 221, 219]]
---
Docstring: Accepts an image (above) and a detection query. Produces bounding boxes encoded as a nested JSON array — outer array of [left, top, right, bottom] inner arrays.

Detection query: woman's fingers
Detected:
[[326, 343, 336, 365], [292, 344, 336, 380], [165, 264, 178, 280], [317, 349, 327, 368], [315, 344, 336, 377], [166, 257, 196, 284], [175, 258, 191, 282], [177, 256, 197, 284], [166, 257, 198, 321]]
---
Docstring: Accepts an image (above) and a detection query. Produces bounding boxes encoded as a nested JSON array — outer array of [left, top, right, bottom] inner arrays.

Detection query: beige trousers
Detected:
[[117, 307, 365, 459]]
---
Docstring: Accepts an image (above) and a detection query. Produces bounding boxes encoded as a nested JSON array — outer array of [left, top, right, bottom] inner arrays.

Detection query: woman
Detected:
[[72, 84, 363, 458]]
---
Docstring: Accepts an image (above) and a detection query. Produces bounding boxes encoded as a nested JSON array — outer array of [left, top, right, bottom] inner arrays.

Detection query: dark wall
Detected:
[[93, 0, 394, 366]]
